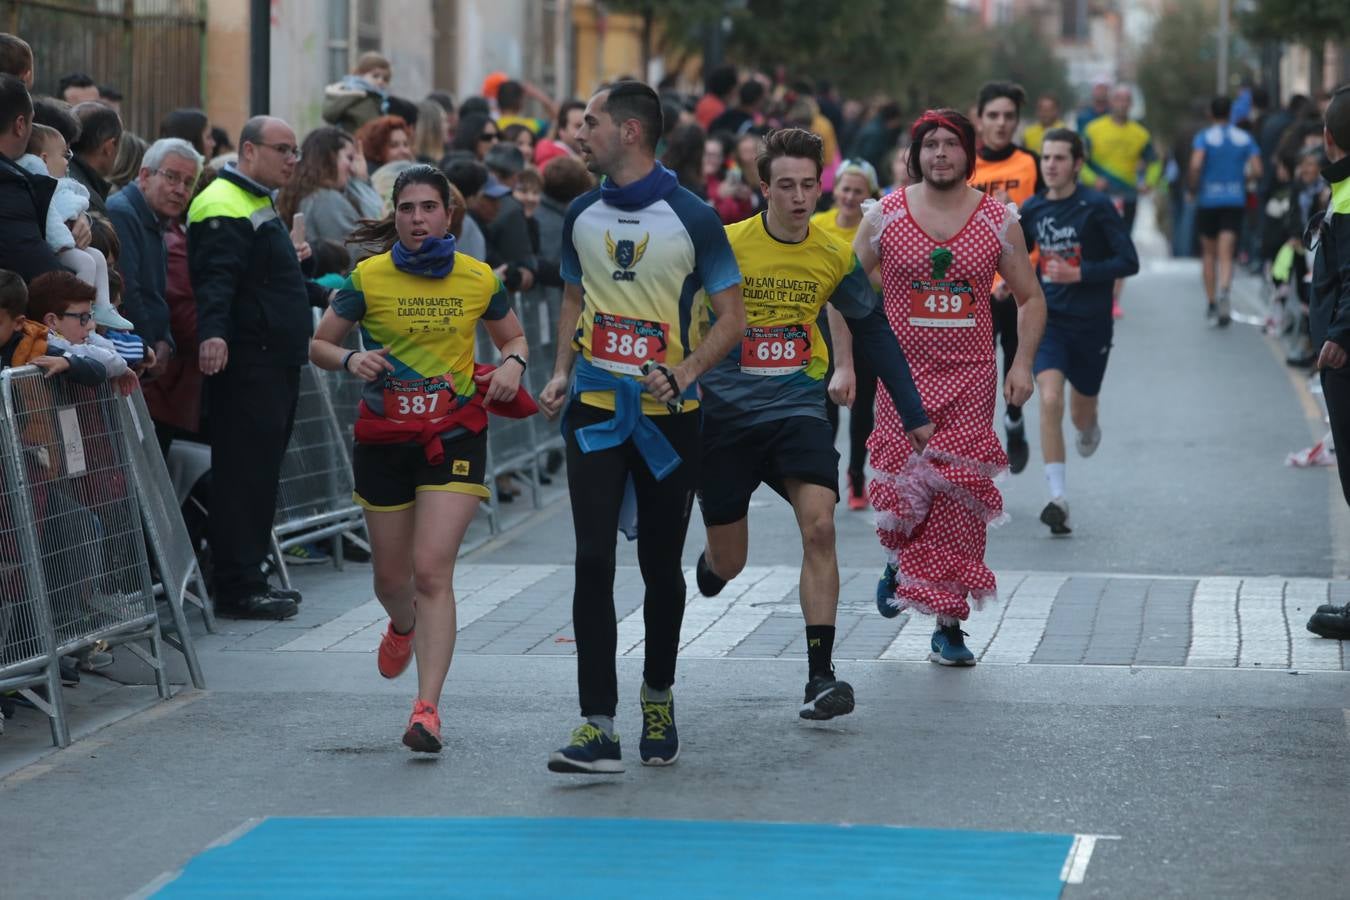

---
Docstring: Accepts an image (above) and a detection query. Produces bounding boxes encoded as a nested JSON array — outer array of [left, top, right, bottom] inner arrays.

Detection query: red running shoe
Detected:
[[847, 473, 868, 511], [377, 621, 414, 679], [402, 699, 441, 753]]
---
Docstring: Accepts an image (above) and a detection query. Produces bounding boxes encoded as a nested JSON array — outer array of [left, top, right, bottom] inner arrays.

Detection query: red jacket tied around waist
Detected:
[[353, 362, 538, 464]]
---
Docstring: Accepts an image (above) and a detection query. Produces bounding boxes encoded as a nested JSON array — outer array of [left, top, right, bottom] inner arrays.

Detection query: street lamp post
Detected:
[[1217, 0, 1230, 95], [249, 0, 270, 116]]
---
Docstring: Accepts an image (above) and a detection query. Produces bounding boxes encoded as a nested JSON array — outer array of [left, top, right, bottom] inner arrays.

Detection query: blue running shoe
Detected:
[[638, 684, 679, 766], [547, 723, 624, 774], [930, 624, 976, 666], [283, 542, 332, 566], [876, 563, 900, 618]]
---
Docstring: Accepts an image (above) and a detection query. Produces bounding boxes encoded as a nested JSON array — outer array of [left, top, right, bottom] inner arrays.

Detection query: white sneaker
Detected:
[[1076, 423, 1101, 458]]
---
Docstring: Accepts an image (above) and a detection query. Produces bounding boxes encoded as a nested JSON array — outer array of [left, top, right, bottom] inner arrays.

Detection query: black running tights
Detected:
[[564, 402, 700, 718], [992, 295, 1021, 420]]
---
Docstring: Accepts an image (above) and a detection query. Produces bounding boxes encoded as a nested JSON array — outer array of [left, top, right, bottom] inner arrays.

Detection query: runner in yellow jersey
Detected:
[[310, 166, 533, 754], [1082, 85, 1156, 319], [694, 129, 932, 719], [810, 158, 882, 509]]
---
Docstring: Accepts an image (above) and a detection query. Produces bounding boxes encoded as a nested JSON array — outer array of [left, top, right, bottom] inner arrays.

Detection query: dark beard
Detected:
[[923, 171, 965, 192]]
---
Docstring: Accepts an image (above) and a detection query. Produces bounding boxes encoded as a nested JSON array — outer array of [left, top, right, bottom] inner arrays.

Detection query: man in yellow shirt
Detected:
[[1022, 94, 1066, 156], [1082, 85, 1156, 317], [495, 79, 555, 136], [695, 128, 931, 721], [1082, 85, 1156, 236]]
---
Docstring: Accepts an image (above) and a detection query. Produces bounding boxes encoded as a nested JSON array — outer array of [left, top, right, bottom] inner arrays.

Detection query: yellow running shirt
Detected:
[[700, 212, 875, 425], [331, 250, 510, 418], [1082, 116, 1156, 197]]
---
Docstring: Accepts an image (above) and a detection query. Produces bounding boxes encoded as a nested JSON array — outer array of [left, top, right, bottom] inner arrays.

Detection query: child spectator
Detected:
[[26, 270, 133, 391], [100, 268, 150, 370], [311, 238, 350, 292], [513, 165, 542, 220], [0, 268, 104, 383], [323, 51, 393, 134], [18, 125, 133, 335]]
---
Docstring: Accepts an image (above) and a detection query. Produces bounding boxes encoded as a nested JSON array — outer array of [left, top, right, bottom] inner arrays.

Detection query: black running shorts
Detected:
[[353, 429, 489, 511], [1195, 205, 1246, 238], [698, 415, 839, 526]]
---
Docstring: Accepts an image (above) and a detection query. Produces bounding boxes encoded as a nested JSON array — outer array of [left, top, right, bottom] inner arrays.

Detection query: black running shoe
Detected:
[[1005, 418, 1029, 474], [696, 551, 727, 597], [799, 673, 855, 720], [1039, 499, 1072, 536], [1307, 606, 1350, 639]]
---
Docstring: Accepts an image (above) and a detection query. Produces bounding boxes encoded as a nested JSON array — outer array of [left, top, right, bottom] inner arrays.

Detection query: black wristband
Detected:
[[505, 353, 527, 371], [342, 350, 357, 372]]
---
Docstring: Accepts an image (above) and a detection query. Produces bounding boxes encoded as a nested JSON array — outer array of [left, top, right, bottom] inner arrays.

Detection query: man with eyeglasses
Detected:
[[188, 115, 326, 620], [108, 137, 203, 382]]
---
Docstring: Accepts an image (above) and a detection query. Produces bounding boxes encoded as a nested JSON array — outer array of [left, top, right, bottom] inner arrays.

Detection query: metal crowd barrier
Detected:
[[269, 363, 365, 587], [0, 368, 174, 747], [0, 372, 66, 746], [118, 390, 210, 689]]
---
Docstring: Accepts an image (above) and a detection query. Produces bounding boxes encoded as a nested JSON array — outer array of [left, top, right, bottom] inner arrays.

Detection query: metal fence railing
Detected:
[[269, 363, 365, 588], [119, 389, 209, 689], [0, 368, 180, 746], [0, 369, 66, 747]]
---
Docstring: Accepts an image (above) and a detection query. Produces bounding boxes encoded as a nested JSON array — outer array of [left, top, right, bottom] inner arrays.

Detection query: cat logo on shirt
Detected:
[[605, 230, 649, 281]]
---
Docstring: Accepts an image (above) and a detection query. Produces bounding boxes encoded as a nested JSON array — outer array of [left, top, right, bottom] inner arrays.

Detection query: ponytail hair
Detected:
[[347, 164, 457, 254]]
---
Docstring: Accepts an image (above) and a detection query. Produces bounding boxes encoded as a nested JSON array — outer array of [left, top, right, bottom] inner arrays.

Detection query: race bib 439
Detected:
[[908, 280, 975, 328], [591, 313, 669, 376]]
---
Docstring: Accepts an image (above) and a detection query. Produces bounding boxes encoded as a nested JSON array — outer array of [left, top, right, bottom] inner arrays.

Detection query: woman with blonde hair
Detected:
[[108, 132, 148, 192], [414, 99, 447, 164]]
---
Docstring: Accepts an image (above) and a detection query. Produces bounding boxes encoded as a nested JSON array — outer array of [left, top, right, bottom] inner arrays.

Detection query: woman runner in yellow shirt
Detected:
[[310, 165, 530, 754]]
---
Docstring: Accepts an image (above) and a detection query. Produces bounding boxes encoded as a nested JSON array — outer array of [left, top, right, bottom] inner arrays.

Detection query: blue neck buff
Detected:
[[600, 163, 680, 212], [391, 234, 457, 278]]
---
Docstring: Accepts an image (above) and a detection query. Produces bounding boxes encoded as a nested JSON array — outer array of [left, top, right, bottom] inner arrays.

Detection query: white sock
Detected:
[[1045, 462, 1066, 500], [60, 247, 110, 309]]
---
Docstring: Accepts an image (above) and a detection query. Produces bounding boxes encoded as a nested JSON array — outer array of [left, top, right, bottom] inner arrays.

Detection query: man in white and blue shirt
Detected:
[[1189, 95, 1262, 326], [537, 80, 745, 775]]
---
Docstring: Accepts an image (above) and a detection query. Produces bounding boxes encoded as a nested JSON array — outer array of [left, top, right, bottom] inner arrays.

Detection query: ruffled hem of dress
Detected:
[[882, 571, 999, 617], [870, 453, 1009, 536]]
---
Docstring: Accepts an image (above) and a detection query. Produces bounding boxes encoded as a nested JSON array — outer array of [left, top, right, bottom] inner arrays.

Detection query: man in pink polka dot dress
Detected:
[[852, 109, 1046, 665]]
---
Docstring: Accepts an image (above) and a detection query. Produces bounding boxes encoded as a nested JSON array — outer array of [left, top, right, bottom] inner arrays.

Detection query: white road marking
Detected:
[[1060, 833, 1121, 884], [271, 565, 1346, 669]]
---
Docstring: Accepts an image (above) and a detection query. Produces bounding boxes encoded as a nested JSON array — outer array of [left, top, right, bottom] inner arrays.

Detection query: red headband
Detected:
[[911, 109, 976, 178]]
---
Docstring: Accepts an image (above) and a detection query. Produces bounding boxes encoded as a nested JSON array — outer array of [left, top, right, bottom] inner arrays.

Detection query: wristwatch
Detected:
[[505, 353, 527, 371]]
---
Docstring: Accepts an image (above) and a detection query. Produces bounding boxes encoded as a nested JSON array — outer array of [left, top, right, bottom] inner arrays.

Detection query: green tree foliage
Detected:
[[607, 0, 1067, 109], [1240, 0, 1350, 45], [1138, 0, 1255, 148], [990, 20, 1075, 113]]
